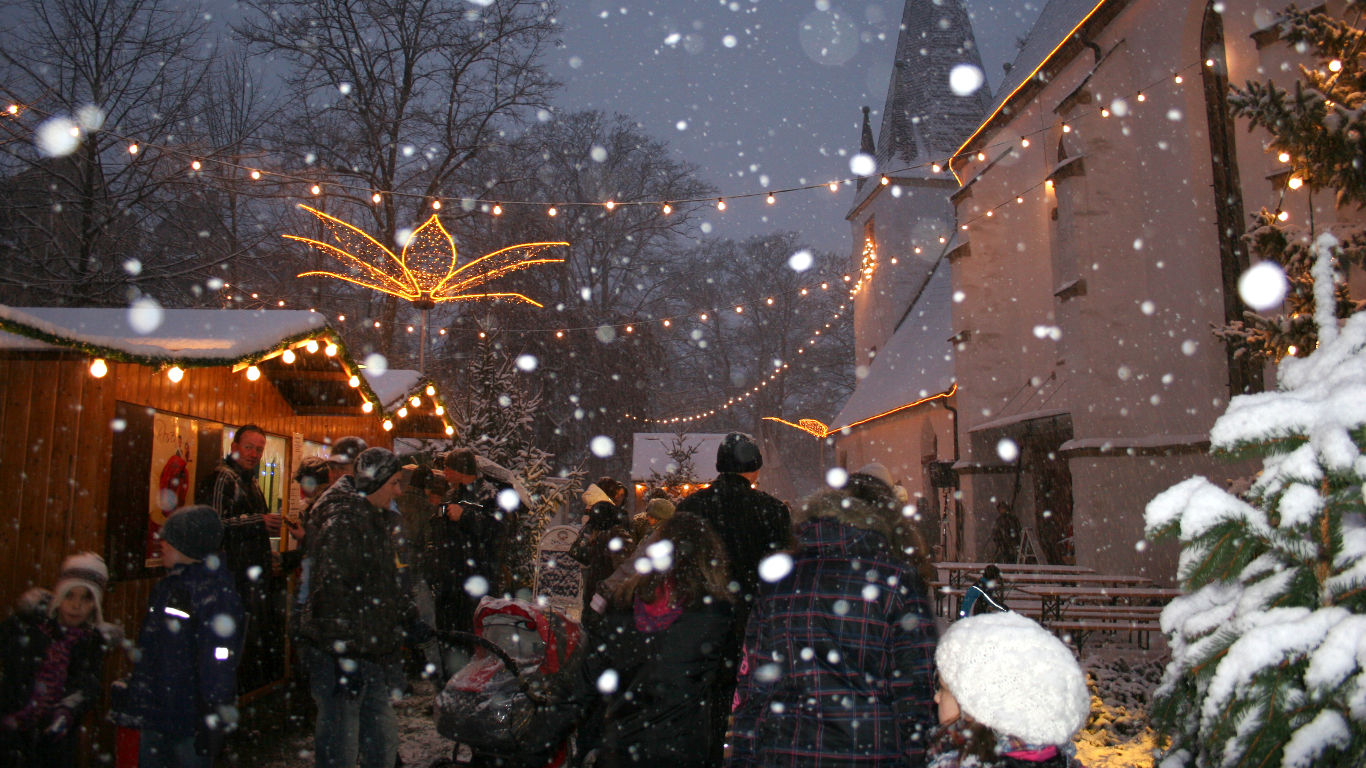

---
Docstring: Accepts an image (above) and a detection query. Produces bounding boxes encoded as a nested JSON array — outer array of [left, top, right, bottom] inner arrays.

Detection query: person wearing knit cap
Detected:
[[673, 430, 791, 765], [110, 505, 243, 766], [0, 554, 109, 767], [297, 447, 434, 768], [325, 436, 369, 484], [630, 497, 675, 541], [927, 612, 1090, 768]]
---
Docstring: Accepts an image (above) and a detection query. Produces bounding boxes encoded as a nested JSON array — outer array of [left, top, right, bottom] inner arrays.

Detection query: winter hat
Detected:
[[716, 432, 763, 473], [326, 436, 368, 467], [443, 448, 479, 476], [935, 611, 1090, 745], [645, 497, 676, 522], [355, 447, 402, 495], [161, 505, 224, 562], [582, 483, 612, 508], [856, 462, 894, 488], [50, 552, 108, 624], [295, 456, 331, 494]]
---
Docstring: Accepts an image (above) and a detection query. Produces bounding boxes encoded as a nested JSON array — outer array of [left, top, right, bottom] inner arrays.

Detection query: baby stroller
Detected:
[[434, 597, 581, 767]]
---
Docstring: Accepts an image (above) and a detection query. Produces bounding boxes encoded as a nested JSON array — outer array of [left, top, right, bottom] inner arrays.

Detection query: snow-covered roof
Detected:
[[631, 432, 728, 482], [966, 0, 1103, 152], [831, 258, 956, 429], [0, 305, 328, 365], [364, 368, 426, 409]]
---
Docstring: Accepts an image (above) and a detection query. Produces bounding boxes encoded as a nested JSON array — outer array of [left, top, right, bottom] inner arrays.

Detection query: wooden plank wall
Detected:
[[0, 352, 390, 764]]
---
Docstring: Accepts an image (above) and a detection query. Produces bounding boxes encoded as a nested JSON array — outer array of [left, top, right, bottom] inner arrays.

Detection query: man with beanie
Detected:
[[324, 436, 368, 485], [196, 423, 281, 694], [0, 553, 109, 768], [438, 448, 520, 599], [111, 506, 243, 768], [674, 431, 791, 764], [297, 447, 433, 768]]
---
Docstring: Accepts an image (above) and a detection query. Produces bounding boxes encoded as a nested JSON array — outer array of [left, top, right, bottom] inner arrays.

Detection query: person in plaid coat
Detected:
[[729, 487, 938, 767]]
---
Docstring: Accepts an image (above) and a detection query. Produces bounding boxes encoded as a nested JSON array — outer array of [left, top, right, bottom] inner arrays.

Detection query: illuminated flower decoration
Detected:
[[287, 205, 566, 308], [764, 417, 830, 438]]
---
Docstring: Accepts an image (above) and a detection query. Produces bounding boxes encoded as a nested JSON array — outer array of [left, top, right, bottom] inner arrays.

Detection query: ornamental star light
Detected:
[[286, 204, 566, 309]]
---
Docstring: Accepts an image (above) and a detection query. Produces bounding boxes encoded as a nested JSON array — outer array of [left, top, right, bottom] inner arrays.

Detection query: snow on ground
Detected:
[[239, 644, 1165, 768]]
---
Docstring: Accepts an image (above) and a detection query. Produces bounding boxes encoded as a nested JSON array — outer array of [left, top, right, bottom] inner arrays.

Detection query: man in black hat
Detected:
[[674, 431, 791, 764], [324, 436, 368, 486], [297, 447, 431, 768]]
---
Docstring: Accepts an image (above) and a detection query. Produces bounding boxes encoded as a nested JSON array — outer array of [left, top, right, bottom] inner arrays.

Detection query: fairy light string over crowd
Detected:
[[5, 54, 1309, 424]]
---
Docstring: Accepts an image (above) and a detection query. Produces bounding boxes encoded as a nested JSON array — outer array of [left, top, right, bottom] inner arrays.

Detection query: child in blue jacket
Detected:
[[112, 505, 244, 768]]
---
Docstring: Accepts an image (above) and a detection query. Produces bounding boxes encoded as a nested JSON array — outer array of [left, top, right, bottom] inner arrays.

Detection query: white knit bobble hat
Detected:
[[934, 611, 1090, 745], [50, 552, 109, 625]]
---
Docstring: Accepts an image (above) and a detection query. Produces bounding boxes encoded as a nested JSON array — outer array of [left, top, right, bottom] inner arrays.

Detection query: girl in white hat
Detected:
[[929, 611, 1091, 767]]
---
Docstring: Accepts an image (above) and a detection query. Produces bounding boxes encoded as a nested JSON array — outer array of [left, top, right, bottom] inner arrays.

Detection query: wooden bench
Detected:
[[1048, 618, 1161, 651]]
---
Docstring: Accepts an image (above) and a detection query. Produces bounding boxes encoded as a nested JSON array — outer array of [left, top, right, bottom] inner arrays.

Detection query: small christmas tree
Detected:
[[1218, 2, 1366, 364], [453, 328, 581, 592], [645, 432, 702, 498], [1145, 232, 1366, 767]]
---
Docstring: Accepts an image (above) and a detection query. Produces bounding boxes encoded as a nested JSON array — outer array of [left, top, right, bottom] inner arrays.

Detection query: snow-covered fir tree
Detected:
[[1145, 230, 1366, 766], [452, 328, 581, 592], [645, 432, 702, 498], [1217, 1, 1366, 364]]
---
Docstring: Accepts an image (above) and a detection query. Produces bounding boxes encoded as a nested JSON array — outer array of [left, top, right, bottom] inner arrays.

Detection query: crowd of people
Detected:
[[0, 426, 1094, 768]]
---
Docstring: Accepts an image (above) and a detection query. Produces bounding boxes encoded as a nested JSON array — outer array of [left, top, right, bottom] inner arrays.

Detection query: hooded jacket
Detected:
[[297, 475, 418, 660], [729, 489, 938, 768]]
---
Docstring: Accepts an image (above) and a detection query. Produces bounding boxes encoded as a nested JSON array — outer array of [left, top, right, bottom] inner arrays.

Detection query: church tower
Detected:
[[848, 0, 991, 368]]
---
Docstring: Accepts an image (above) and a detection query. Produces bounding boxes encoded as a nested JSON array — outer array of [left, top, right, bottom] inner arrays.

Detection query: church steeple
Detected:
[[877, 0, 991, 174], [857, 105, 877, 190]]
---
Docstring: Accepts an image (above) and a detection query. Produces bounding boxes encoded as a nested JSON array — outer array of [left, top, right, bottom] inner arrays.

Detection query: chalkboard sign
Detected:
[[534, 525, 584, 622]]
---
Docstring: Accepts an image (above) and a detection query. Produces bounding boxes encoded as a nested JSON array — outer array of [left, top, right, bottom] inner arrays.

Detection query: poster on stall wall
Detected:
[[146, 413, 199, 567]]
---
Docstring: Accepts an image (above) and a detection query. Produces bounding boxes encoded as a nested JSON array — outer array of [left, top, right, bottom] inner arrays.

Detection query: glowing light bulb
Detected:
[[931, 164, 942, 173], [556, 330, 564, 338], [492, 203, 502, 215], [425, 385, 436, 396], [1277, 210, 1290, 221], [348, 375, 360, 387], [191, 160, 201, 171], [828, 181, 839, 192], [1205, 58, 1214, 67], [397, 407, 408, 418], [1174, 74, 1183, 84], [1061, 125, 1071, 133], [434, 405, 444, 416], [89, 358, 108, 378], [383, 419, 393, 431], [410, 396, 421, 407], [128, 143, 139, 155], [311, 184, 322, 195], [1288, 177, 1304, 190], [604, 200, 616, 211], [766, 192, 776, 205], [250, 169, 261, 180], [324, 343, 337, 357], [431, 199, 441, 210], [880, 175, 890, 185], [1100, 108, 1110, 118], [282, 349, 296, 364], [1330, 59, 1343, 72], [662, 203, 672, 215], [1137, 92, 1146, 102], [246, 365, 261, 381], [167, 366, 184, 383], [716, 198, 727, 211], [372, 193, 382, 204], [362, 401, 373, 413], [1021, 139, 1030, 148], [547, 206, 557, 217], [1278, 152, 1292, 163], [306, 340, 319, 353], [445, 425, 455, 436]]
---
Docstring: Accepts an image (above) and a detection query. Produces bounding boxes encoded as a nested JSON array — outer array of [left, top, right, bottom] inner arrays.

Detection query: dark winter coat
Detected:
[[570, 502, 635, 613], [0, 590, 106, 726], [550, 598, 735, 768], [425, 504, 501, 634], [675, 473, 792, 608], [197, 456, 271, 580], [729, 491, 938, 768], [112, 559, 243, 737], [445, 474, 518, 595], [297, 475, 419, 660]]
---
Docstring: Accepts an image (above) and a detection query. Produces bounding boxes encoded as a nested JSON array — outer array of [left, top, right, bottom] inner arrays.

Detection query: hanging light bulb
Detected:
[[397, 407, 409, 418], [828, 181, 839, 192], [348, 375, 360, 388], [89, 358, 108, 378], [434, 405, 444, 416], [191, 160, 201, 171], [662, 202, 672, 215], [167, 366, 184, 383], [311, 184, 322, 195], [1287, 176, 1304, 190], [324, 343, 337, 357], [445, 425, 455, 436], [492, 203, 502, 215], [282, 349, 296, 364], [372, 192, 382, 204], [246, 365, 261, 381], [382, 419, 394, 431], [431, 199, 441, 210], [362, 401, 374, 413], [250, 169, 261, 180], [128, 143, 139, 155], [305, 339, 319, 354], [766, 192, 776, 205], [547, 206, 558, 217], [410, 395, 421, 407], [716, 198, 727, 211]]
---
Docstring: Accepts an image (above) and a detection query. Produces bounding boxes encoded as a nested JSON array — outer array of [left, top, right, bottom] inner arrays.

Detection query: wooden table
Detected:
[[935, 561, 1097, 588], [1018, 584, 1182, 622]]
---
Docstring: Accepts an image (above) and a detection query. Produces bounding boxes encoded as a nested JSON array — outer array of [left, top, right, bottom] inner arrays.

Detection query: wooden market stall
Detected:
[[0, 304, 418, 756]]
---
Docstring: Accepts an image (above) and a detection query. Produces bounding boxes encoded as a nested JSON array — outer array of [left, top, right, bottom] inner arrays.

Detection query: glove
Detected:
[[43, 708, 73, 737], [334, 656, 363, 699]]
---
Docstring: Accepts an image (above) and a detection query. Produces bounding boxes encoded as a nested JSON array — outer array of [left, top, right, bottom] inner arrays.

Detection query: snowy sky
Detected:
[[548, 1, 1045, 256]]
